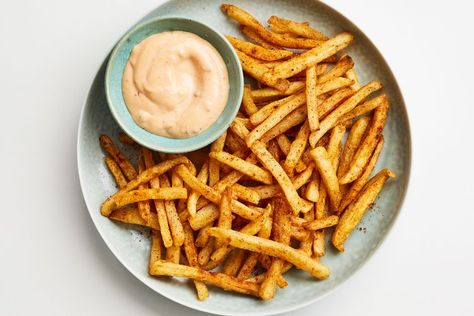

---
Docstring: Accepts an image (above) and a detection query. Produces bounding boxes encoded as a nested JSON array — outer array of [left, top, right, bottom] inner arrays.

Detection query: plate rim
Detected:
[[76, 0, 412, 315]]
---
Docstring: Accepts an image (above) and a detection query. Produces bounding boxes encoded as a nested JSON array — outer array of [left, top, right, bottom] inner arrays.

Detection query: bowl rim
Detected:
[[104, 15, 244, 153]]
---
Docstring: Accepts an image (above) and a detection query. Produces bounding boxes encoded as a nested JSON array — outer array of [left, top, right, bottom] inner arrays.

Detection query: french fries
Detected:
[[332, 169, 395, 251], [98, 3, 397, 302]]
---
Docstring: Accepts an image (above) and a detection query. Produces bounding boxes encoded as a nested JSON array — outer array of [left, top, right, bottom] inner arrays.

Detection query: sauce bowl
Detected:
[[105, 16, 244, 153]]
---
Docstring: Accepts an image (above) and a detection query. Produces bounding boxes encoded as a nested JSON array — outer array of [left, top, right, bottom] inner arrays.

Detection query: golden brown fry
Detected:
[[149, 230, 162, 272], [150, 261, 260, 297], [226, 35, 293, 61], [217, 188, 233, 248], [283, 120, 310, 176], [99, 134, 137, 181], [222, 4, 323, 49], [222, 249, 246, 276], [189, 204, 220, 231], [251, 141, 313, 215], [165, 245, 181, 264], [309, 80, 383, 147], [182, 223, 209, 300], [195, 224, 212, 248], [313, 230, 325, 257], [109, 207, 160, 230], [118, 132, 136, 145], [198, 238, 215, 266], [262, 32, 354, 85], [260, 106, 307, 143], [232, 183, 261, 205], [292, 164, 315, 190], [339, 99, 389, 184], [339, 136, 384, 212], [208, 227, 329, 279], [310, 147, 342, 210], [241, 85, 259, 118], [110, 188, 187, 211], [251, 81, 305, 102], [187, 161, 210, 218], [317, 88, 354, 120], [338, 117, 371, 179], [209, 132, 227, 187], [160, 175, 185, 247], [246, 93, 305, 146], [104, 156, 127, 189], [305, 170, 320, 202], [332, 169, 395, 251], [267, 15, 328, 40], [303, 215, 339, 230], [306, 65, 319, 131], [250, 93, 299, 126], [137, 149, 152, 224], [318, 55, 354, 83], [345, 67, 361, 90], [338, 94, 387, 124], [236, 50, 290, 91], [209, 151, 273, 184], [176, 164, 221, 204], [240, 25, 280, 50], [267, 139, 282, 161]]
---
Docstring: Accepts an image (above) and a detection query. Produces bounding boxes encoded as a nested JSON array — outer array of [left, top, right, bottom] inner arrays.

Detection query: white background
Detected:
[[1, 0, 473, 315]]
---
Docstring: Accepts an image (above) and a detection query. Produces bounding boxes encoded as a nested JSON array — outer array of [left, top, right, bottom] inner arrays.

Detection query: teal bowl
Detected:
[[105, 17, 243, 153]]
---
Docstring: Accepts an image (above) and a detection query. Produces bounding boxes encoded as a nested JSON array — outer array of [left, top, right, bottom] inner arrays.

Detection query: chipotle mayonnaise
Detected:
[[122, 31, 229, 138]]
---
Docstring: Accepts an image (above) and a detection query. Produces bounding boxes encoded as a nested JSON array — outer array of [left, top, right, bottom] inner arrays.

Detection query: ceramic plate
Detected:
[[77, 0, 411, 315]]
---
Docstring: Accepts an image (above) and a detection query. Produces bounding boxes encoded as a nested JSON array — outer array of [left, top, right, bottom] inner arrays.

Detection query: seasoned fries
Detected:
[[97, 3, 397, 302]]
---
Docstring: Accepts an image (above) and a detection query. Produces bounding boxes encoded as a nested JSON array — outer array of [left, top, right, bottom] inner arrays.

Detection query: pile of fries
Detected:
[[98, 4, 396, 301]]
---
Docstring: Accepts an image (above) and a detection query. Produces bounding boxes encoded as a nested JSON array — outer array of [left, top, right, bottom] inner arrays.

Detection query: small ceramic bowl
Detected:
[[105, 17, 243, 153]]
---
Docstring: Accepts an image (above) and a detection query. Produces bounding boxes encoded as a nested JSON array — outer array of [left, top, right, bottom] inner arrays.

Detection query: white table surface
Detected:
[[1, 0, 473, 315]]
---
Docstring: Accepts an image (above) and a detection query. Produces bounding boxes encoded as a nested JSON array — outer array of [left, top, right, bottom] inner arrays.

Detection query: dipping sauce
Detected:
[[122, 31, 229, 138]]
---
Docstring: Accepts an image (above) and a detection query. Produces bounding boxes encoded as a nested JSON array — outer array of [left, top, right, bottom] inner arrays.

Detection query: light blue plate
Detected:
[[106, 17, 243, 153], [77, 0, 411, 315]]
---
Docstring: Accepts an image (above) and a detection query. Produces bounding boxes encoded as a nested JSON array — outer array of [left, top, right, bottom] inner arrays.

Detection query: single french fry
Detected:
[[316, 77, 354, 95], [208, 227, 329, 279], [339, 136, 384, 212], [305, 170, 320, 202], [209, 151, 273, 184], [198, 238, 215, 266], [306, 65, 319, 131], [292, 164, 315, 190], [303, 215, 339, 230], [150, 261, 260, 297], [209, 132, 227, 187], [313, 230, 325, 257], [318, 55, 354, 83], [217, 188, 233, 248], [109, 207, 159, 230], [267, 16, 328, 40], [327, 124, 346, 171], [241, 85, 259, 118], [309, 80, 383, 147], [226, 35, 293, 61], [189, 204, 220, 231], [310, 147, 341, 210], [246, 93, 306, 146], [338, 94, 388, 124], [222, 4, 323, 49], [232, 183, 261, 205], [118, 132, 135, 145], [160, 175, 185, 247], [251, 141, 313, 215], [318, 88, 354, 120], [104, 156, 127, 189], [332, 169, 395, 251], [260, 106, 307, 143], [338, 117, 371, 179], [195, 224, 212, 248], [137, 149, 152, 224], [251, 81, 305, 102], [176, 164, 221, 204], [99, 135, 137, 181], [149, 230, 163, 272], [166, 245, 181, 264], [250, 93, 300, 126], [236, 50, 290, 91], [110, 188, 187, 211], [240, 25, 280, 50], [187, 161, 210, 218], [339, 99, 389, 184], [262, 32, 354, 85], [283, 120, 310, 176], [143, 153, 173, 248], [182, 223, 209, 300]]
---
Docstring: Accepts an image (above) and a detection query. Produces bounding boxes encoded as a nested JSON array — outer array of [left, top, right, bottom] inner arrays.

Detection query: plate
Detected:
[[77, 0, 411, 315]]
